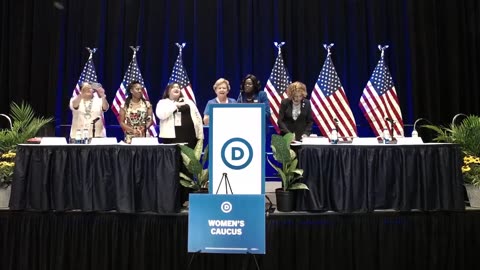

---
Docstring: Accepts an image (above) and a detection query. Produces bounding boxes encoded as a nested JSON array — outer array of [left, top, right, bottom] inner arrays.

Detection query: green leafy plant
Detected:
[[0, 101, 53, 152], [267, 132, 309, 191], [424, 115, 480, 187], [0, 101, 53, 188], [179, 139, 209, 191]]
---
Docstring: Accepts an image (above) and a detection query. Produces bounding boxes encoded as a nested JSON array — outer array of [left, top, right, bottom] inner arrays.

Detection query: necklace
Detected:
[[83, 99, 93, 120]]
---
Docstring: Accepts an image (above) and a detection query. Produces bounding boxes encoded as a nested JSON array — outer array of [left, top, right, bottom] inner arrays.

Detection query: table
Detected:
[[295, 143, 465, 212], [9, 144, 181, 213]]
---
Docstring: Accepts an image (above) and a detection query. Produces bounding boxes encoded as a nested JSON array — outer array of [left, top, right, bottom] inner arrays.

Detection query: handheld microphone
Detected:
[[91, 117, 101, 124]]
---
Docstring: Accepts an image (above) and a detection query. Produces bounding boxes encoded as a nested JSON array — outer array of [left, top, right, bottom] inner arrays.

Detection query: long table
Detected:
[[295, 143, 465, 212], [9, 144, 181, 213]]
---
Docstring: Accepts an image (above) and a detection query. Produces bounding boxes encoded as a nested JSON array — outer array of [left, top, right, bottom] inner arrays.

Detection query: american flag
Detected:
[[168, 43, 195, 102], [111, 47, 157, 136], [359, 47, 403, 137], [72, 48, 97, 97], [265, 43, 291, 133], [311, 49, 357, 140]]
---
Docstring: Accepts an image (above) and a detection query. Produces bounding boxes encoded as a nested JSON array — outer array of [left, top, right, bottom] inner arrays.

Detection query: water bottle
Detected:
[[330, 128, 338, 144], [82, 128, 89, 144], [75, 129, 82, 144], [383, 128, 390, 144]]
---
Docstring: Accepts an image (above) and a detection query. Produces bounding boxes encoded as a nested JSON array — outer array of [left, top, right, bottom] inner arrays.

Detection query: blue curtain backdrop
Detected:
[[1, 0, 479, 137]]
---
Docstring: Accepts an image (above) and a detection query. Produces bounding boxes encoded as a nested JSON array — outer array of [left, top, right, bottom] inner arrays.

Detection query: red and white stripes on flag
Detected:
[[72, 48, 98, 98], [311, 49, 357, 140], [111, 47, 157, 137], [265, 43, 291, 133], [168, 43, 195, 102], [359, 48, 404, 137]]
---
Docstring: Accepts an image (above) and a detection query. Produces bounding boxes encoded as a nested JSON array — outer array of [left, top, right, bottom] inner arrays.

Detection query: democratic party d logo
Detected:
[[221, 138, 253, 170]]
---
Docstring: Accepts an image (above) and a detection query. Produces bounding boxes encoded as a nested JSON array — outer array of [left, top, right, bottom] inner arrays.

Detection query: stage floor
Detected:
[[1, 209, 479, 270]]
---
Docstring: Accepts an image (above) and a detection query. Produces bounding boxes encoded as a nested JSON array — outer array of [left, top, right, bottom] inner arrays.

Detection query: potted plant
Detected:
[[0, 101, 53, 207], [179, 139, 209, 193], [424, 115, 480, 207], [267, 132, 309, 212], [0, 150, 16, 207]]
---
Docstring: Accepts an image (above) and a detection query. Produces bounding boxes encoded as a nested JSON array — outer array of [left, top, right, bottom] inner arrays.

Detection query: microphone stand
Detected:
[[91, 121, 96, 139], [332, 118, 339, 143], [388, 119, 396, 143], [333, 118, 340, 133], [237, 90, 243, 103], [412, 118, 431, 137], [390, 122, 394, 141], [452, 113, 468, 127]]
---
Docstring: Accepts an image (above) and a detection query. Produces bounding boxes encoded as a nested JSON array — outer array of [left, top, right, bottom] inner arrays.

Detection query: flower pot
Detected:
[[275, 188, 295, 212], [194, 188, 209, 194], [465, 184, 480, 208], [0, 185, 11, 209]]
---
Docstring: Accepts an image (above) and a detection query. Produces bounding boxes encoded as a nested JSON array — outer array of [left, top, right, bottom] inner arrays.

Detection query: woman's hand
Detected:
[[137, 126, 145, 135], [96, 87, 106, 98]]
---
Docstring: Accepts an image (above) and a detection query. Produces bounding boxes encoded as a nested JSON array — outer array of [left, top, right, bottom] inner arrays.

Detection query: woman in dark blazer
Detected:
[[277, 81, 313, 141]]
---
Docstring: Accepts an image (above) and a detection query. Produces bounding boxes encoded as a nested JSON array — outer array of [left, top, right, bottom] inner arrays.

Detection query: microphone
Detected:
[[384, 117, 396, 141], [237, 91, 243, 102], [451, 113, 468, 127], [0, 114, 13, 130], [333, 118, 340, 129], [331, 118, 339, 144], [411, 117, 432, 137], [385, 117, 395, 124], [91, 117, 101, 138], [91, 117, 101, 124]]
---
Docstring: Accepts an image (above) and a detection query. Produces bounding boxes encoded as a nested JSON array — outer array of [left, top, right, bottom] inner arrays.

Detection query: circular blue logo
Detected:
[[221, 138, 253, 170], [221, 201, 232, 213]]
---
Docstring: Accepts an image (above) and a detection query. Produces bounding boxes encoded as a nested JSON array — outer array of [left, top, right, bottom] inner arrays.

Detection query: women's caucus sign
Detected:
[[188, 104, 266, 254]]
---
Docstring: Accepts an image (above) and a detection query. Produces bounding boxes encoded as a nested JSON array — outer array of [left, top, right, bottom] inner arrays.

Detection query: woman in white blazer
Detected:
[[155, 83, 203, 149]]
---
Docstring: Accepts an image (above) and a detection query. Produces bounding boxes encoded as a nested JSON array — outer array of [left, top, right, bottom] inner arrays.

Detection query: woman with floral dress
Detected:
[[119, 81, 154, 144]]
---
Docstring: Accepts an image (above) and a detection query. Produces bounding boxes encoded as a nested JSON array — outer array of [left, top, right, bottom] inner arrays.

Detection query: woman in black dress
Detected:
[[277, 81, 313, 141]]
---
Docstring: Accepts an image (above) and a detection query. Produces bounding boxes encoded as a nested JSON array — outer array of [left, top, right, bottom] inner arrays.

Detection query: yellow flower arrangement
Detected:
[[0, 150, 16, 187], [462, 155, 480, 187]]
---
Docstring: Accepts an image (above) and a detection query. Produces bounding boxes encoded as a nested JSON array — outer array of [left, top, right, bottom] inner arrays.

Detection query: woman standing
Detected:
[[203, 78, 237, 125], [237, 74, 271, 119], [119, 81, 153, 144], [69, 82, 109, 139], [155, 83, 203, 149], [277, 81, 313, 141]]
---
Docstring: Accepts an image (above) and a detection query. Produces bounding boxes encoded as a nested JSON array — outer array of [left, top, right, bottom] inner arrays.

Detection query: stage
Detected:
[[1, 209, 479, 270]]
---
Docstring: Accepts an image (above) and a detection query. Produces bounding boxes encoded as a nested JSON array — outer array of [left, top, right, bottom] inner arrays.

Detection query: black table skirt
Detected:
[[9, 145, 181, 213], [295, 144, 465, 212]]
